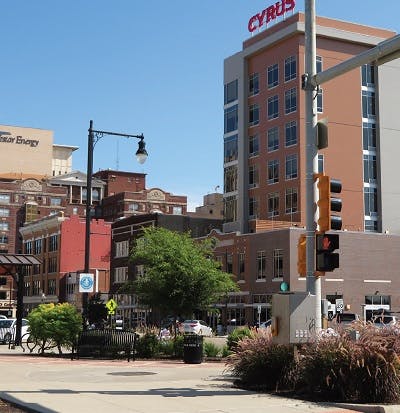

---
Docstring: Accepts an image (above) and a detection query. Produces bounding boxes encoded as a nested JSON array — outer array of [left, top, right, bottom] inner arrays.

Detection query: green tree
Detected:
[[129, 227, 237, 328], [87, 293, 108, 327], [27, 303, 82, 354]]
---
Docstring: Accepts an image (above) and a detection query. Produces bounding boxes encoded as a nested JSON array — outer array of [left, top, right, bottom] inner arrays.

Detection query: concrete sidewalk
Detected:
[[0, 346, 397, 413]]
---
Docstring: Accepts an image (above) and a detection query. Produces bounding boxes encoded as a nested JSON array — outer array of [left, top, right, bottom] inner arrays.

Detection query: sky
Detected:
[[2, 1, 400, 211]]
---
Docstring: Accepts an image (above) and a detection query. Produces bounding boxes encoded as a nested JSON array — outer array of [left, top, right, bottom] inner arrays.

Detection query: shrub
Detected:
[[225, 328, 294, 390], [226, 327, 253, 351], [27, 303, 82, 354], [204, 341, 220, 357], [173, 335, 184, 358], [135, 333, 159, 358], [221, 344, 231, 358], [158, 339, 174, 356], [294, 322, 400, 403]]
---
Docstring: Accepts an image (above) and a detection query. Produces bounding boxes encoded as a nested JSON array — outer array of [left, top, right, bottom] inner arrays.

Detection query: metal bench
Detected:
[[72, 329, 138, 362]]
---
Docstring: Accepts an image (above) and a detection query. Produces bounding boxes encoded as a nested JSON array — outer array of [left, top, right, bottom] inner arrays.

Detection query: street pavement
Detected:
[[0, 345, 398, 413]]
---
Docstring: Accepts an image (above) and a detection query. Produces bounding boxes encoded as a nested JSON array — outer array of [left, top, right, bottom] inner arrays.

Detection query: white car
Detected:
[[182, 320, 213, 336], [0, 315, 7, 320], [0, 318, 29, 344]]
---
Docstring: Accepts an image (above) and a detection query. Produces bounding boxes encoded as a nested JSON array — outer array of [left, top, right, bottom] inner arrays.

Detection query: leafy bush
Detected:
[[135, 333, 159, 358], [225, 328, 294, 390], [226, 327, 253, 351], [158, 339, 174, 356], [28, 303, 82, 353], [204, 341, 220, 357]]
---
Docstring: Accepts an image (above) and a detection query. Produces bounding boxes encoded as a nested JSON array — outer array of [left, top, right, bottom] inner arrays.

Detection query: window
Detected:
[[284, 88, 297, 114], [268, 160, 279, 184], [249, 73, 259, 96], [268, 192, 279, 217], [224, 105, 238, 133], [0, 207, 9, 217], [224, 165, 238, 193], [115, 267, 128, 283], [364, 187, 377, 216], [267, 63, 279, 88], [267, 127, 279, 151], [48, 279, 56, 295], [249, 197, 258, 219], [363, 154, 377, 183], [128, 203, 139, 212], [249, 135, 259, 157], [363, 123, 376, 150], [173, 206, 183, 215], [0, 194, 10, 204], [34, 239, 42, 254], [50, 197, 62, 206], [249, 165, 259, 188], [362, 91, 376, 118], [317, 88, 323, 113], [284, 56, 297, 82], [224, 195, 237, 223], [238, 252, 245, 280], [226, 254, 233, 273], [25, 203, 38, 223], [285, 187, 298, 214], [249, 103, 259, 126], [47, 257, 58, 273], [273, 249, 283, 278], [267, 95, 279, 120], [224, 79, 238, 104], [92, 188, 100, 202], [0, 222, 9, 231], [257, 251, 266, 280], [49, 234, 58, 252], [224, 135, 238, 163], [316, 56, 323, 73], [115, 240, 130, 257], [362, 64, 375, 87], [0, 235, 8, 244], [285, 154, 298, 180], [285, 120, 297, 146], [25, 241, 32, 254]]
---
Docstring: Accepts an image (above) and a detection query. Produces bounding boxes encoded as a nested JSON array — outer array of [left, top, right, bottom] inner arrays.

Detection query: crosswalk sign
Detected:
[[105, 299, 118, 314]]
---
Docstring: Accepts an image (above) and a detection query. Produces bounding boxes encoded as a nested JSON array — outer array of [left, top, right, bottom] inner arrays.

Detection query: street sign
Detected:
[[105, 299, 118, 315], [79, 273, 94, 293], [336, 299, 344, 314]]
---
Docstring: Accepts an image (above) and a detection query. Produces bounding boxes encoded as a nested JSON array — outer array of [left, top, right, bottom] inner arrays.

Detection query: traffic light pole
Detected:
[[304, 0, 322, 331], [303, 0, 400, 334]]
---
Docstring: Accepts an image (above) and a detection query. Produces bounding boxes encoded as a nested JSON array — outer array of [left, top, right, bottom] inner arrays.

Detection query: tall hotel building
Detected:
[[223, 11, 400, 236]]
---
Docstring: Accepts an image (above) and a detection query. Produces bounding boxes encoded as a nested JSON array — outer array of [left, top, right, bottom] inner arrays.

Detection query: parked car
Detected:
[[182, 320, 213, 336], [335, 312, 360, 326], [372, 314, 397, 327], [259, 319, 272, 329], [0, 318, 29, 344]]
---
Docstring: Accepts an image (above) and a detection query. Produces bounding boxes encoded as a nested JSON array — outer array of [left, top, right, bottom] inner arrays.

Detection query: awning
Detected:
[[0, 254, 41, 266]]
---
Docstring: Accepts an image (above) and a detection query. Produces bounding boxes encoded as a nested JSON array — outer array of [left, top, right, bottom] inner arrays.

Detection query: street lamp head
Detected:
[[135, 135, 148, 164]]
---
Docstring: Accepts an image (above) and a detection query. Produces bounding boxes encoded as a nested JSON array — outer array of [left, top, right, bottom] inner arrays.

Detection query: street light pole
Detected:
[[82, 120, 148, 327]]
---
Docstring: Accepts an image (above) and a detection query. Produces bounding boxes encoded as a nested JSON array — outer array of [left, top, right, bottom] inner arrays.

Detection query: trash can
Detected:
[[183, 334, 203, 364]]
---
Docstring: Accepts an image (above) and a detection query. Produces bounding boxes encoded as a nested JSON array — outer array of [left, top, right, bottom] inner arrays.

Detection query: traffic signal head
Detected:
[[316, 233, 339, 272], [315, 174, 342, 232], [297, 234, 306, 277]]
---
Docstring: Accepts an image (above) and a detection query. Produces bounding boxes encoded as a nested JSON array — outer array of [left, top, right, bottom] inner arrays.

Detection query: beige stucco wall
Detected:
[[0, 125, 53, 176]]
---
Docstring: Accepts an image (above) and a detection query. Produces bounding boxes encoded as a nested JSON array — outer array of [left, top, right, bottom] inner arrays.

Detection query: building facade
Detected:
[[19, 213, 111, 313], [223, 12, 399, 235], [210, 227, 400, 327]]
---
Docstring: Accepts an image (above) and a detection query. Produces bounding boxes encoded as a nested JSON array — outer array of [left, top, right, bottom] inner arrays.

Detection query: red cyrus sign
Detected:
[[248, 0, 296, 33]]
